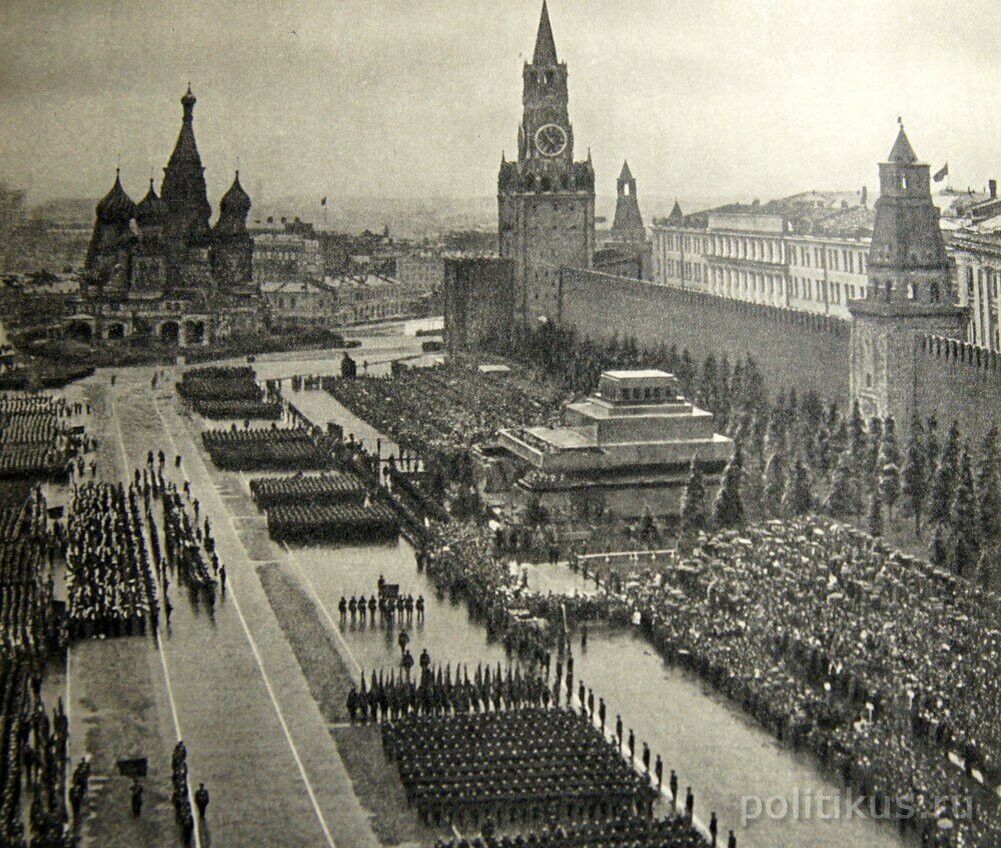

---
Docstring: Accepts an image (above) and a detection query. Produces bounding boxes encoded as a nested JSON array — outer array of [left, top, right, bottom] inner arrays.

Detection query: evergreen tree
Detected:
[[977, 426, 1001, 546], [763, 451, 786, 517], [924, 414, 940, 492], [749, 413, 768, 469], [849, 400, 867, 467], [678, 350, 696, 397], [639, 505, 659, 545], [878, 421, 902, 519], [902, 416, 927, 535], [867, 417, 884, 478], [700, 354, 718, 412], [826, 401, 840, 431], [712, 445, 745, 529], [524, 495, 548, 528], [801, 390, 824, 432], [929, 523, 949, 569], [950, 450, 979, 577], [764, 415, 788, 473], [880, 461, 901, 521], [782, 458, 814, 517], [867, 492, 884, 537], [716, 354, 732, 422], [975, 550, 994, 592], [929, 422, 961, 527], [829, 421, 849, 460], [824, 453, 857, 519], [881, 417, 901, 467], [680, 460, 708, 535]]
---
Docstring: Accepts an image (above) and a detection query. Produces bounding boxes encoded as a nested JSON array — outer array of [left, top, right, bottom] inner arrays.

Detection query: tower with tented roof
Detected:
[[848, 120, 968, 425], [498, 1, 595, 325], [610, 161, 646, 243]]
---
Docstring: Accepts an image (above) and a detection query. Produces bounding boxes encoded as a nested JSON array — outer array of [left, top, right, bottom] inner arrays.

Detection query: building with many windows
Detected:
[[953, 232, 1001, 351], [263, 272, 432, 330], [651, 179, 1001, 349], [252, 218, 322, 285]]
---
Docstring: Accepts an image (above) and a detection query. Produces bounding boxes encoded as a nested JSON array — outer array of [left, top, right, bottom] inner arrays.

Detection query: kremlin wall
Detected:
[[557, 265, 1000, 443]]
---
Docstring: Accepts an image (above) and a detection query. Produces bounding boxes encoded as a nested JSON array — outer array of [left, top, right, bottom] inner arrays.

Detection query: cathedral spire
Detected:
[[532, 1, 558, 66], [162, 85, 212, 246]]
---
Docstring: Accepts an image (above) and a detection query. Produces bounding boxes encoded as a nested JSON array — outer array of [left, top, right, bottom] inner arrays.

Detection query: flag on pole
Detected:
[[933, 163, 948, 183], [320, 196, 327, 206]]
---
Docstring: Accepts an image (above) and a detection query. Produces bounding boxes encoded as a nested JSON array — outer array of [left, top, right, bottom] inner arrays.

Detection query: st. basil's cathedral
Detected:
[[79, 87, 259, 346]]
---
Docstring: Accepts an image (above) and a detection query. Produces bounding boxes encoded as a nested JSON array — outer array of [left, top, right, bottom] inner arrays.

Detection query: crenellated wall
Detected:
[[558, 268, 850, 402], [914, 335, 1001, 443]]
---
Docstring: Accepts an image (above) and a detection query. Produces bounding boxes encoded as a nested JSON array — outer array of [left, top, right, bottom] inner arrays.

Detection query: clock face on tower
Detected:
[[535, 123, 568, 157]]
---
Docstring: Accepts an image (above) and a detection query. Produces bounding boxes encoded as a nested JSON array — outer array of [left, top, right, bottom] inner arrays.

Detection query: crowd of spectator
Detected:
[[322, 362, 563, 468]]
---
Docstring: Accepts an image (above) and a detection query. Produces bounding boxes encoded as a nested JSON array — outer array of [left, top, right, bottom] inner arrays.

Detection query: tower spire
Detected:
[[533, 1, 558, 66], [887, 118, 918, 164]]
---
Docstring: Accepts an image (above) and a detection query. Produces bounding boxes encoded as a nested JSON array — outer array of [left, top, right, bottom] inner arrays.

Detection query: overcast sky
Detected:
[[2, 0, 998, 208]]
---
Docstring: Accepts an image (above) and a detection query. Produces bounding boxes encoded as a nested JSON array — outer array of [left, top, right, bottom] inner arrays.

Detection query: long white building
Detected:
[[651, 187, 1001, 350]]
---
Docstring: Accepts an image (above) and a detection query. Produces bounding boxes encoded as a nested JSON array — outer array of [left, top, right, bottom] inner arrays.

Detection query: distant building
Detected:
[[652, 192, 874, 320], [252, 219, 322, 284], [263, 272, 431, 330], [651, 180, 1001, 350], [498, 2, 595, 324], [396, 254, 445, 291], [948, 232, 1001, 352], [483, 369, 733, 519]]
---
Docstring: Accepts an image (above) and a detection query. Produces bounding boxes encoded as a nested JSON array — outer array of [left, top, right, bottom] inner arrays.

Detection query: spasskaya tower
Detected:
[[497, 1, 595, 325]]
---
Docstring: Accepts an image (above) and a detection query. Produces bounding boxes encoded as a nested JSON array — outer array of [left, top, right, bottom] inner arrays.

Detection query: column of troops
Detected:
[[65, 482, 158, 639], [176, 365, 282, 421], [0, 489, 73, 847]]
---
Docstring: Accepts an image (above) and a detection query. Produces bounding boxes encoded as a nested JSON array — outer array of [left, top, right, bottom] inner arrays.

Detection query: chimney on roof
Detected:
[[990, 179, 997, 199], [861, 186, 868, 208]]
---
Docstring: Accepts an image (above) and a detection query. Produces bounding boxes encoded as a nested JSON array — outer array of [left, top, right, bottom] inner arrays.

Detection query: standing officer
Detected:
[[195, 783, 210, 819], [130, 779, 143, 818]]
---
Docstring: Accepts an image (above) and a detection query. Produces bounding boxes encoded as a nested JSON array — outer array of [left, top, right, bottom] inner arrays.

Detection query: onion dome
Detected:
[[214, 171, 251, 237], [135, 179, 167, 226], [181, 84, 196, 117], [95, 169, 136, 223], [220, 171, 251, 218]]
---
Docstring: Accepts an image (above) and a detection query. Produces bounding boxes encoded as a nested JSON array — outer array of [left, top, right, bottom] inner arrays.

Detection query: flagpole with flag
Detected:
[[933, 163, 949, 183]]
